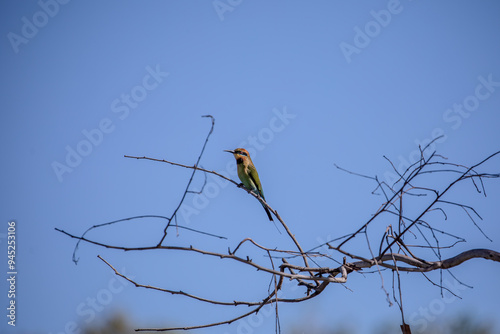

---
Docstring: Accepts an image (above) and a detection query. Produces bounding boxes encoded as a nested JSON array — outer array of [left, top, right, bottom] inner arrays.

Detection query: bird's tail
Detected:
[[262, 204, 281, 233], [263, 204, 273, 221]]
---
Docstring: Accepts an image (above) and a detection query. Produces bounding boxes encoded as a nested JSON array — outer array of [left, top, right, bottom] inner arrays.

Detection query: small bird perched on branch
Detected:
[[224, 148, 273, 221]]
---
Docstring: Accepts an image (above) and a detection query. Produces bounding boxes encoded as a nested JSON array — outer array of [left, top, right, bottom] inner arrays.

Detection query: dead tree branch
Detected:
[[55, 117, 500, 333]]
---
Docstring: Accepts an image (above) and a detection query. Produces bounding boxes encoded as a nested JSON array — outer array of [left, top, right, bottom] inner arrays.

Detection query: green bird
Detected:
[[224, 148, 273, 221]]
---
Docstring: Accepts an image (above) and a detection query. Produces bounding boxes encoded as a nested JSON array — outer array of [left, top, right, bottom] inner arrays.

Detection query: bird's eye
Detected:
[[240, 151, 247, 156]]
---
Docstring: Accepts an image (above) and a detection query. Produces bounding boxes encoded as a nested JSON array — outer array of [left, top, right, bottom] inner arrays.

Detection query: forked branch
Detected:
[[56, 117, 500, 333]]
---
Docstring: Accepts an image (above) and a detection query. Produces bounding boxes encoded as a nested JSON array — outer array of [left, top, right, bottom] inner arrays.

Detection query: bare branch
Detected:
[[55, 114, 500, 333]]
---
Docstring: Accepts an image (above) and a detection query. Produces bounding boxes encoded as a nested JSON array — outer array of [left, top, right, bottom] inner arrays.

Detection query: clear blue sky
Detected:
[[1, 1, 500, 333]]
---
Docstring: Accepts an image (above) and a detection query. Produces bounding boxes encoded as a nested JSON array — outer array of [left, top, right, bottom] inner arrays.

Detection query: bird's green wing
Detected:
[[248, 164, 265, 200], [248, 163, 273, 221]]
